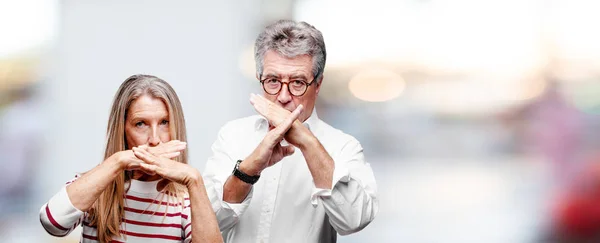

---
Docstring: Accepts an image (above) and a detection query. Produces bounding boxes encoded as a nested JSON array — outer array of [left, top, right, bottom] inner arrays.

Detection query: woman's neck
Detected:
[[132, 171, 161, 181]]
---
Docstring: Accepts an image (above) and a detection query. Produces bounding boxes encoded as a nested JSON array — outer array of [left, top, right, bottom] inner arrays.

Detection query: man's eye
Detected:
[[291, 80, 305, 86]]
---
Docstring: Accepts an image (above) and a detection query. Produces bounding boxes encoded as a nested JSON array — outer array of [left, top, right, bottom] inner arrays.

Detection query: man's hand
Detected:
[[249, 94, 334, 189], [240, 104, 303, 176], [249, 93, 313, 148], [250, 93, 290, 127]]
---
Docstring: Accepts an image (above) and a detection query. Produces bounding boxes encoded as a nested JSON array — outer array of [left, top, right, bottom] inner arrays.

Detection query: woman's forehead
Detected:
[[127, 95, 169, 118]]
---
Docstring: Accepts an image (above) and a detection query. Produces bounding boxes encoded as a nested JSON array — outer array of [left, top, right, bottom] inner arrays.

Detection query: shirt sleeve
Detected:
[[312, 138, 379, 235], [182, 197, 192, 243], [39, 176, 85, 237], [203, 123, 253, 232]]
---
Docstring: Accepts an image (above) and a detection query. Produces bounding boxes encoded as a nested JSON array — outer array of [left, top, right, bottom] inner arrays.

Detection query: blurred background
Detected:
[[1, 0, 600, 242]]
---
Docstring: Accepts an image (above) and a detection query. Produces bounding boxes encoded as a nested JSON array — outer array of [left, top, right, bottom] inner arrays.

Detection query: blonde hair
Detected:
[[89, 74, 188, 242]]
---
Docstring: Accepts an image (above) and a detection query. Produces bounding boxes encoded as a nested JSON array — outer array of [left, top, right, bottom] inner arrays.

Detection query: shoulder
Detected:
[[316, 119, 361, 147]]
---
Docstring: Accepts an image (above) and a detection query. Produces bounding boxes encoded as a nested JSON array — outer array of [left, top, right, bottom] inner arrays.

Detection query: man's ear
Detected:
[[315, 75, 323, 95]]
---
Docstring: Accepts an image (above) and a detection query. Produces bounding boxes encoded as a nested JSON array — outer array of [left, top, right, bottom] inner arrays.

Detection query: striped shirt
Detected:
[[40, 176, 193, 242]]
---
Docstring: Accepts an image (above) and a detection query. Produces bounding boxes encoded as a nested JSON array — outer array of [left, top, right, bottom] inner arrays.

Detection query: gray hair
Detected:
[[254, 20, 327, 83]]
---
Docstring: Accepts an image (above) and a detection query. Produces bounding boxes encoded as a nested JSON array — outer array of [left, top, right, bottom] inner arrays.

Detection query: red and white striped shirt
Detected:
[[40, 175, 193, 242]]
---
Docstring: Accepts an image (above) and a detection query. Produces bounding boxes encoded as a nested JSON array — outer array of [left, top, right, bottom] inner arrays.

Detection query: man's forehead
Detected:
[[262, 72, 309, 78], [261, 51, 313, 77]]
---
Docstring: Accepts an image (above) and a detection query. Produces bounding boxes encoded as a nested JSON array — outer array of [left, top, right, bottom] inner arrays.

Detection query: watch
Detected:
[[232, 160, 260, 185]]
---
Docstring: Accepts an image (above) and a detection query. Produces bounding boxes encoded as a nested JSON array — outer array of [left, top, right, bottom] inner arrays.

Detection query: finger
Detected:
[[273, 104, 303, 134], [268, 144, 283, 166], [250, 93, 260, 106], [254, 93, 269, 103], [281, 145, 295, 157], [251, 94, 290, 128], [137, 144, 149, 151], [126, 160, 142, 170], [250, 94, 268, 115], [175, 142, 187, 151], [149, 140, 184, 155], [263, 105, 303, 145], [252, 93, 268, 104], [253, 94, 273, 114], [166, 141, 186, 152], [167, 140, 185, 147], [257, 94, 281, 112], [249, 93, 257, 106], [146, 144, 159, 154], [155, 144, 185, 156], [139, 163, 157, 176], [160, 151, 181, 159], [133, 147, 158, 164]]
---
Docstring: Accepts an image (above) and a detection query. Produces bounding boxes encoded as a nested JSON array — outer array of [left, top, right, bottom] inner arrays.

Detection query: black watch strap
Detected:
[[232, 160, 260, 185]]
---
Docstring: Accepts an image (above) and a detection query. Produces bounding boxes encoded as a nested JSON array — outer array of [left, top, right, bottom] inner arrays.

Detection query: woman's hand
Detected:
[[132, 147, 201, 187], [112, 150, 144, 170], [113, 140, 187, 171], [139, 140, 187, 158]]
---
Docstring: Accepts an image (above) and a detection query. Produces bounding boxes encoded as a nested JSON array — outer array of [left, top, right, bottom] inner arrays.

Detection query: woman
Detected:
[[39, 74, 222, 243]]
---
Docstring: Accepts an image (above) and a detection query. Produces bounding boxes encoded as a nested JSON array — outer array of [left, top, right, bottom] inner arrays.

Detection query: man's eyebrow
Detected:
[[261, 73, 280, 79], [290, 74, 309, 80]]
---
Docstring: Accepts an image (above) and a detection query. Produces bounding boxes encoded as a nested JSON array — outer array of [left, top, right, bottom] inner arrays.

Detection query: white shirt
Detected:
[[203, 110, 378, 243], [40, 177, 195, 242]]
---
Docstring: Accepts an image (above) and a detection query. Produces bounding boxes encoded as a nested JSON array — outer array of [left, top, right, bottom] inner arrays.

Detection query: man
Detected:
[[203, 20, 378, 242]]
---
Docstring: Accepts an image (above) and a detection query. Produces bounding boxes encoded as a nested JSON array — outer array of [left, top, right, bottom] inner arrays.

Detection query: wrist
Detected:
[[294, 127, 317, 150], [234, 160, 261, 185], [111, 151, 127, 170], [186, 169, 204, 188], [239, 158, 262, 176]]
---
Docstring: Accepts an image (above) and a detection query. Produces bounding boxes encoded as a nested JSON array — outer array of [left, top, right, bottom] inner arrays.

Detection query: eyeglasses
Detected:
[[259, 76, 316, 97]]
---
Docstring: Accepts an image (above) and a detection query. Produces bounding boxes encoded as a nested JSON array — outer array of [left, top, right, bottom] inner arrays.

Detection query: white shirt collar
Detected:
[[127, 179, 160, 194]]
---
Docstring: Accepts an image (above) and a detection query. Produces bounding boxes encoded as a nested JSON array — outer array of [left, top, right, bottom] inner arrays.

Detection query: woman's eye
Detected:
[[160, 120, 169, 125], [135, 121, 145, 127]]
